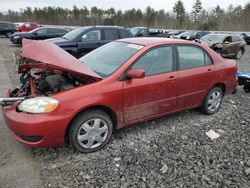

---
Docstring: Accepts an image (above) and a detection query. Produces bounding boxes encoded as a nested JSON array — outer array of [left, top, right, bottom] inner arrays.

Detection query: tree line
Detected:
[[1, 0, 250, 31]]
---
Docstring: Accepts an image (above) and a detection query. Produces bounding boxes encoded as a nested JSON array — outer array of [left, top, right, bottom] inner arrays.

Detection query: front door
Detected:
[[123, 46, 178, 124]]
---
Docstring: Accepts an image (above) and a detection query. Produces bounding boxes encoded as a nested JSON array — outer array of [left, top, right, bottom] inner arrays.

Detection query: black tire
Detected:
[[201, 87, 223, 115], [68, 109, 113, 153], [5, 32, 13, 38], [235, 49, 243, 59], [243, 86, 250, 93]]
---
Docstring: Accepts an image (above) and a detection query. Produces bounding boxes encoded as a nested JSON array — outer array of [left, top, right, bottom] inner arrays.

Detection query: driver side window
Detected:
[[82, 30, 101, 41], [132, 46, 174, 76]]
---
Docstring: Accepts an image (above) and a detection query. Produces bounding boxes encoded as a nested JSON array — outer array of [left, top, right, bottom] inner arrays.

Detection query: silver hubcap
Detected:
[[237, 50, 242, 59], [208, 91, 222, 112], [77, 118, 108, 149]]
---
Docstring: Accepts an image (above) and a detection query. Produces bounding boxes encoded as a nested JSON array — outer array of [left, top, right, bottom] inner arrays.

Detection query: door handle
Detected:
[[168, 75, 177, 81], [208, 68, 213, 72]]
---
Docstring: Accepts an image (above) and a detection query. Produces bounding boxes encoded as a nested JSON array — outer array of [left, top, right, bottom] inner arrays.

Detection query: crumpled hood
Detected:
[[20, 39, 102, 80]]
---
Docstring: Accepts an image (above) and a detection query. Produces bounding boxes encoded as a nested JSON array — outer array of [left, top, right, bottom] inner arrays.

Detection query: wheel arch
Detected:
[[64, 105, 118, 144], [212, 83, 226, 95]]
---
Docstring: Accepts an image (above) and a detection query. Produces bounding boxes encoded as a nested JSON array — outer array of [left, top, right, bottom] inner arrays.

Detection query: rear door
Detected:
[[231, 36, 242, 55], [78, 29, 102, 56], [47, 28, 59, 39], [222, 36, 233, 55], [123, 45, 178, 124], [176, 45, 215, 109]]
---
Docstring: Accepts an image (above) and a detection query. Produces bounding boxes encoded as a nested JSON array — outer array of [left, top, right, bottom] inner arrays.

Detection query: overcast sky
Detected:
[[0, 0, 249, 13]]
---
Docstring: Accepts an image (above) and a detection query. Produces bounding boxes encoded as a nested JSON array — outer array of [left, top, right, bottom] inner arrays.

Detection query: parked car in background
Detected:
[[16, 22, 40, 32], [200, 34, 246, 59], [0, 21, 17, 38], [10, 27, 68, 45], [47, 26, 133, 57], [241, 33, 250, 44], [1, 38, 237, 152], [175, 31, 210, 40], [129, 27, 169, 37]]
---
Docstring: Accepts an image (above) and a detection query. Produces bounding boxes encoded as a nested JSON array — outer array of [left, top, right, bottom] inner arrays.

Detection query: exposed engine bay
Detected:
[[10, 69, 87, 97]]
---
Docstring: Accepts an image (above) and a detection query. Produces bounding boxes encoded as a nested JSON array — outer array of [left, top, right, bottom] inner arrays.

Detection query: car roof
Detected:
[[0, 21, 13, 24], [90, 25, 126, 29], [118, 37, 198, 46]]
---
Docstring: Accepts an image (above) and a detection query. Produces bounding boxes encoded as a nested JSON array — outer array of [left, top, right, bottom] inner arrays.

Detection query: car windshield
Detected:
[[63, 27, 89, 40], [129, 28, 140, 36], [80, 41, 144, 77], [200, 35, 225, 43]]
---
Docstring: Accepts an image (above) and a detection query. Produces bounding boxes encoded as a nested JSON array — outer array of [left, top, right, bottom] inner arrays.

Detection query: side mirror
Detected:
[[126, 69, 145, 79]]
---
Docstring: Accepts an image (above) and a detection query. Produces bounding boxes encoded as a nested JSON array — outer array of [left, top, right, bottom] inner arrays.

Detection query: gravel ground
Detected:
[[1, 37, 250, 188]]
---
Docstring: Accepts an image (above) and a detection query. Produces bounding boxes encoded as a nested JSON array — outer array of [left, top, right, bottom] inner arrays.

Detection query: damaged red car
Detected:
[[1, 38, 237, 152]]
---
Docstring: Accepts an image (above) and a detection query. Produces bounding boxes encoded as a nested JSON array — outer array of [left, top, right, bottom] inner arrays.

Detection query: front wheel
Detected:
[[201, 87, 223, 115], [5, 32, 13, 38], [68, 109, 113, 153]]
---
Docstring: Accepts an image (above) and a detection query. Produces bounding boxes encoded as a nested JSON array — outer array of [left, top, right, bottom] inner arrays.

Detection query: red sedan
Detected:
[[1, 38, 237, 152], [16, 22, 40, 32]]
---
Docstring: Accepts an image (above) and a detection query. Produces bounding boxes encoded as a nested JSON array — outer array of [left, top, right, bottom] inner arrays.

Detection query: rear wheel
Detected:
[[235, 49, 243, 59], [5, 32, 13, 38], [201, 87, 223, 115], [243, 86, 250, 93], [68, 109, 113, 153]]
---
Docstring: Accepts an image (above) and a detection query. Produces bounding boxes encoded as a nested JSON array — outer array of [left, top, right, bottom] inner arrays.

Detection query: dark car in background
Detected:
[[175, 31, 210, 40], [10, 27, 68, 45], [241, 33, 250, 44], [0, 22, 17, 38], [200, 34, 246, 59], [16, 22, 40, 32], [129, 27, 170, 38], [47, 26, 133, 57]]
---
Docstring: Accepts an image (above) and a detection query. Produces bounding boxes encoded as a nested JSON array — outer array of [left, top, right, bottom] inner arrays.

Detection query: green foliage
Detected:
[[1, 1, 250, 31], [198, 21, 218, 30], [191, 0, 203, 22], [173, 0, 185, 27]]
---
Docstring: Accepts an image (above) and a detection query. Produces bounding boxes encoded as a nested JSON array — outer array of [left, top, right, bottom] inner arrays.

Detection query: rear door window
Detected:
[[177, 45, 210, 70], [104, 29, 119, 40]]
